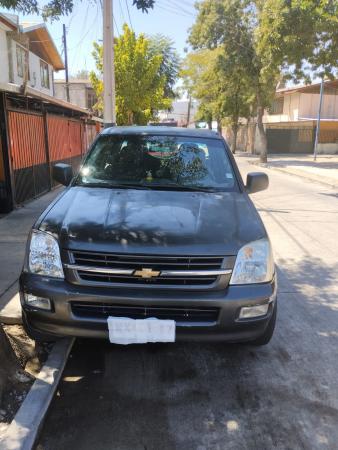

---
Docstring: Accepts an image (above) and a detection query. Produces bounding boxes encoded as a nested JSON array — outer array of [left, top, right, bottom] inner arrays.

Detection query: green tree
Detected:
[[181, 48, 253, 151], [215, 43, 255, 152], [189, 0, 277, 162], [257, 0, 338, 82], [148, 34, 180, 98], [90, 25, 171, 125], [189, 0, 338, 162], [0, 0, 155, 20], [180, 50, 217, 129]]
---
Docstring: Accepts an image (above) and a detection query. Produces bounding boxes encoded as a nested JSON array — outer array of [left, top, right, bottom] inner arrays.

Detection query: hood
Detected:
[[38, 187, 266, 255]]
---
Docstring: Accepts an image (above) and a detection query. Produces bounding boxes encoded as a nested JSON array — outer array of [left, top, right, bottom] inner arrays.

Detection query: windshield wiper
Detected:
[[76, 181, 151, 190], [76, 181, 220, 192]]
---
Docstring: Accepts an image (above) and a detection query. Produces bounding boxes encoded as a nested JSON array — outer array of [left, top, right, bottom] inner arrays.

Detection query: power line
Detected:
[[114, 14, 121, 36], [156, 1, 194, 18], [69, 4, 90, 51], [69, 4, 97, 71], [125, 0, 134, 30], [163, 0, 195, 17], [118, 0, 127, 24]]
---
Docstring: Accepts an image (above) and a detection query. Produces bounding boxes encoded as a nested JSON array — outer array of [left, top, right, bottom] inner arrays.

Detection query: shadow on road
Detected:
[[37, 284, 338, 450]]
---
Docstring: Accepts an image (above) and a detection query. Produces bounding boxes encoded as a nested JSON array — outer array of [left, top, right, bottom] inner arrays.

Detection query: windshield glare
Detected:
[[76, 135, 237, 191]]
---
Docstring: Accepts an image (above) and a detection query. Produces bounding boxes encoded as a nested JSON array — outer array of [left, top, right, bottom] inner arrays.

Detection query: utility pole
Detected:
[[313, 77, 324, 161], [186, 95, 192, 127], [62, 24, 70, 103], [103, 0, 116, 127]]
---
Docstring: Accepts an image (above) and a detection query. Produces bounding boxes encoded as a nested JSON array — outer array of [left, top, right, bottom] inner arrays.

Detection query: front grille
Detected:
[[77, 272, 218, 285], [71, 302, 220, 323], [72, 252, 224, 270], [66, 251, 232, 287]]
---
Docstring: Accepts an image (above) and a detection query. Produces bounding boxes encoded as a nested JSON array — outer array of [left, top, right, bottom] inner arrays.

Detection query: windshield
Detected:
[[75, 134, 237, 191]]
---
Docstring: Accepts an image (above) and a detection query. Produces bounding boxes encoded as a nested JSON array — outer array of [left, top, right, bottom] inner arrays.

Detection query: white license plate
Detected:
[[107, 316, 176, 345]]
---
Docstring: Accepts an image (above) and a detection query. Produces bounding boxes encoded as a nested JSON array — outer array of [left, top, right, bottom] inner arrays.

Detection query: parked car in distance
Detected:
[[20, 126, 276, 345]]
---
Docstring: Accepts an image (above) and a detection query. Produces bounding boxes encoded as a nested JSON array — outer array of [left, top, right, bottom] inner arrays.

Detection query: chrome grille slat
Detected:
[[66, 251, 232, 287], [71, 258, 223, 268]]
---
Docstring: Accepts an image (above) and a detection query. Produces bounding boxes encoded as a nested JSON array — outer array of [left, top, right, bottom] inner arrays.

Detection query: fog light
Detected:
[[24, 293, 51, 311], [239, 304, 269, 319]]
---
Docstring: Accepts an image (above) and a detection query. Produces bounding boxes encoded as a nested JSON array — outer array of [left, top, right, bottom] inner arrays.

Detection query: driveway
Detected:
[[36, 158, 338, 450]]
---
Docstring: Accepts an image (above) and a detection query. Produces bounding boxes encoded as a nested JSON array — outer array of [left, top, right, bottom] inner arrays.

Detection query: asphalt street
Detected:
[[36, 158, 338, 450]]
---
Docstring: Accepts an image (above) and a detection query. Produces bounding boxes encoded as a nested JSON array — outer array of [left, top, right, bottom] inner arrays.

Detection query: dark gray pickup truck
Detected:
[[20, 126, 277, 345]]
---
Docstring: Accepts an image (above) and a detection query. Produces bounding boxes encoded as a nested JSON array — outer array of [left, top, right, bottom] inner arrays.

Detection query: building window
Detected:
[[87, 89, 97, 110], [269, 98, 284, 115], [40, 61, 50, 89], [16, 45, 27, 78]]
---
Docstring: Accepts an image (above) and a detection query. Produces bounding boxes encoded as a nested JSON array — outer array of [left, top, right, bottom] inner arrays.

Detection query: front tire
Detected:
[[249, 302, 277, 346]]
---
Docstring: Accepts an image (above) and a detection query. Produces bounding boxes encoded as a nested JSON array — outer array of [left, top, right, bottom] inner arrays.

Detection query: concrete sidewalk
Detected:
[[238, 153, 338, 188], [0, 188, 62, 324]]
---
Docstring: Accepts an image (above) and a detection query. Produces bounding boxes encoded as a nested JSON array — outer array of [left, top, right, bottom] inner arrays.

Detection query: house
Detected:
[[54, 79, 99, 114], [265, 80, 338, 123], [0, 13, 101, 213], [232, 79, 338, 154], [0, 13, 64, 95]]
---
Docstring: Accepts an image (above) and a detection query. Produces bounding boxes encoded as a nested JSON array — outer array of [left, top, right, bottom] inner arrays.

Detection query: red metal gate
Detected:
[[47, 115, 85, 185], [0, 137, 7, 204], [6, 111, 98, 205], [7, 111, 49, 204]]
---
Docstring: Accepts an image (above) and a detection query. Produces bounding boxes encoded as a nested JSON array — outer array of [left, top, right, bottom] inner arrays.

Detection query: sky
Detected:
[[0, 0, 197, 79]]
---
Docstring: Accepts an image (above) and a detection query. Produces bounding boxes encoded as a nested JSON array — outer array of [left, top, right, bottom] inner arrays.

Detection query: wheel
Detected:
[[22, 312, 58, 343], [249, 302, 277, 346]]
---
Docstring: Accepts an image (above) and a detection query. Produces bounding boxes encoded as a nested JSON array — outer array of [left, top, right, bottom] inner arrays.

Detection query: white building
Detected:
[[0, 13, 64, 96], [54, 79, 98, 113]]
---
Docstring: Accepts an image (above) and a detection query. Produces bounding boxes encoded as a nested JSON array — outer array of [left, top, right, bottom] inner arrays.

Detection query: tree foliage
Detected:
[[0, 0, 155, 20], [90, 25, 171, 125], [257, 0, 338, 82], [188, 0, 278, 161], [188, 0, 338, 162], [180, 50, 219, 128], [147, 34, 180, 98], [70, 69, 90, 80], [132, 0, 155, 12], [181, 48, 253, 150]]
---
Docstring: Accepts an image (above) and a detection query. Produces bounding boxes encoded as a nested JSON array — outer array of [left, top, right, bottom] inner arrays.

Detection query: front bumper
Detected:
[[20, 273, 277, 343]]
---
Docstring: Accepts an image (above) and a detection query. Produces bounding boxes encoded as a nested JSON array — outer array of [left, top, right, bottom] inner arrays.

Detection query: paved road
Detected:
[[37, 159, 338, 450]]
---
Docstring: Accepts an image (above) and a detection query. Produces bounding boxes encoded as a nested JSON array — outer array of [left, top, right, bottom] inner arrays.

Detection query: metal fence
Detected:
[[266, 126, 315, 153], [8, 111, 49, 203], [6, 110, 98, 205]]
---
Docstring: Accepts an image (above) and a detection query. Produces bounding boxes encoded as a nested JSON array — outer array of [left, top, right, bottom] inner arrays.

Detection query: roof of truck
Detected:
[[101, 126, 221, 139]]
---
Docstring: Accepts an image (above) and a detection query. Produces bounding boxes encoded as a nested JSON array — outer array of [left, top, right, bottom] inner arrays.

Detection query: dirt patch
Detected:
[[0, 324, 52, 434]]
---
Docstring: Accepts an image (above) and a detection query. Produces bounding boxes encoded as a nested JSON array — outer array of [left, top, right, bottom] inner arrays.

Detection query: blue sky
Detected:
[[1, 0, 197, 78]]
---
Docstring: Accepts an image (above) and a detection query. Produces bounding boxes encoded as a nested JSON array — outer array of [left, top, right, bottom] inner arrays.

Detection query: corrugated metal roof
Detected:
[[0, 81, 102, 122], [277, 79, 338, 96]]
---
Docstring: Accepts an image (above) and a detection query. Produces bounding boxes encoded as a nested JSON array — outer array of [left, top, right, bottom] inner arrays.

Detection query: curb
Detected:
[[247, 160, 338, 189], [0, 283, 22, 325], [0, 338, 74, 450]]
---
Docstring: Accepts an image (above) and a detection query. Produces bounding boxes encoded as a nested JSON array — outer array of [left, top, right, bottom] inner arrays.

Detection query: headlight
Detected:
[[28, 230, 64, 278], [230, 238, 274, 285]]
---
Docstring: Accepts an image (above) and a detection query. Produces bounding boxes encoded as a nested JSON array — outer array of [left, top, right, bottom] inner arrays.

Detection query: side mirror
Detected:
[[246, 172, 269, 194], [52, 163, 73, 186]]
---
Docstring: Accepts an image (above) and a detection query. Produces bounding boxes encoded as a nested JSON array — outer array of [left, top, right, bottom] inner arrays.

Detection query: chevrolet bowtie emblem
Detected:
[[134, 268, 161, 278]]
